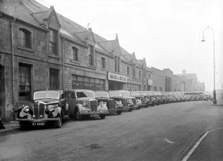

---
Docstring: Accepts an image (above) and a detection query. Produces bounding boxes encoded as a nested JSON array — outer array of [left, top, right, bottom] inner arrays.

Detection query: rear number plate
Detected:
[[32, 122, 45, 126]]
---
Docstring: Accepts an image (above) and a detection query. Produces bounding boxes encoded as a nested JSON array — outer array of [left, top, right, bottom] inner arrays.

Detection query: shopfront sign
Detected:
[[108, 72, 127, 83], [148, 79, 153, 85]]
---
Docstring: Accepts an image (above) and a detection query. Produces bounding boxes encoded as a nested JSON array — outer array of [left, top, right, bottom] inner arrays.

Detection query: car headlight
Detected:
[[82, 101, 87, 106], [47, 105, 58, 111]]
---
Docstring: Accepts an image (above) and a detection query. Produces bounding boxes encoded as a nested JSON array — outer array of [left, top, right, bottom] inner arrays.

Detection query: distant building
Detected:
[[197, 82, 205, 91], [177, 70, 205, 92]]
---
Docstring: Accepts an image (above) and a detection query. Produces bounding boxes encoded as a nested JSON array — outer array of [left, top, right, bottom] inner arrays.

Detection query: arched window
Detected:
[[72, 47, 79, 61], [19, 28, 31, 48]]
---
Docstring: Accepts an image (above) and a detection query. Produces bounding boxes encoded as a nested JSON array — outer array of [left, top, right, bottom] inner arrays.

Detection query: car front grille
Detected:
[[33, 102, 45, 119], [90, 100, 98, 112]]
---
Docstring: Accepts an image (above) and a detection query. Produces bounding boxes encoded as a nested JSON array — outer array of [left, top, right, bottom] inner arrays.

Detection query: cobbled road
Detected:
[[0, 101, 223, 161]]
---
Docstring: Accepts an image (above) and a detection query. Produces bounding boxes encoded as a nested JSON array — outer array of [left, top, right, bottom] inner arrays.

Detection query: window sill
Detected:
[[100, 68, 107, 71], [17, 46, 34, 53], [88, 65, 96, 70], [48, 54, 60, 59], [70, 60, 80, 65]]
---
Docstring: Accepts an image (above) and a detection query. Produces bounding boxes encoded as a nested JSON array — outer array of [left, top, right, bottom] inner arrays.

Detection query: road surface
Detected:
[[0, 101, 222, 161]]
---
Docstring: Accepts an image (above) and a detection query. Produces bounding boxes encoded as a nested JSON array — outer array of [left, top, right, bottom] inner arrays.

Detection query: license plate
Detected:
[[32, 122, 45, 126]]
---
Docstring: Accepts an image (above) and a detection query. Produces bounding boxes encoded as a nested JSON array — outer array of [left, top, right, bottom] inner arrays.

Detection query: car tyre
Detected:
[[117, 110, 122, 115], [19, 122, 28, 130], [75, 108, 83, 120], [99, 114, 106, 119], [55, 114, 62, 128]]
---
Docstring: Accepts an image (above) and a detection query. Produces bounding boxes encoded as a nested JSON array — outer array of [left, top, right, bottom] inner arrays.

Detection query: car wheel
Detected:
[[19, 122, 27, 130], [117, 110, 122, 115], [99, 114, 106, 119], [75, 108, 83, 120], [55, 114, 62, 128], [128, 108, 132, 112]]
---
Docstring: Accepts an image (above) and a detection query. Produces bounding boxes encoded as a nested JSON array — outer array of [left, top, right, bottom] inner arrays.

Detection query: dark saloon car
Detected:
[[16, 90, 70, 129], [94, 91, 123, 115], [64, 89, 109, 120]]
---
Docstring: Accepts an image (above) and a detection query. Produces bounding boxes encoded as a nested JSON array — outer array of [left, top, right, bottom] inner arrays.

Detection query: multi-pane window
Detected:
[[49, 29, 57, 55], [72, 47, 78, 61], [19, 28, 31, 48], [101, 57, 105, 69], [19, 64, 31, 101], [89, 45, 94, 65], [127, 66, 130, 75], [50, 68, 59, 89], [139, 70, 141, 79], [72, 75, 105, 90], [115, 56, 120, 72]]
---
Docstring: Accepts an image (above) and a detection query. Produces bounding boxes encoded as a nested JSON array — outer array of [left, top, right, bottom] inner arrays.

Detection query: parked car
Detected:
[[130, 91, 148, 109], [109, 90, 134, 112], [94, 91, 123, 115], [16, 90, 70, 129], [64, 89, 109, 120]]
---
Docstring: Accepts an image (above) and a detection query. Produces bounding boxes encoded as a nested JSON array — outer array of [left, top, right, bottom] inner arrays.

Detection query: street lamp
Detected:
[[201, 26, 217, 104]]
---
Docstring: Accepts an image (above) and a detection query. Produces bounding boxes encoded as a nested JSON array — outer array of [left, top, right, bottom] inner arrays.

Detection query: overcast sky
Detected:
[[36, 0, 223, 91]]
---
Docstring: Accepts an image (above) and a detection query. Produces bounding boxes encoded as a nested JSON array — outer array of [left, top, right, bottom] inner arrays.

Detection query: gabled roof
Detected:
[[32, 6, 61, 28], [74, 28, 96, 45], [0, 0, 44, 28]]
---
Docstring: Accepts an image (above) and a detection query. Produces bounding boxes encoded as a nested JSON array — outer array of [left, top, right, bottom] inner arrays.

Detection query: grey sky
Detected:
[[36, 0, 223, 91]]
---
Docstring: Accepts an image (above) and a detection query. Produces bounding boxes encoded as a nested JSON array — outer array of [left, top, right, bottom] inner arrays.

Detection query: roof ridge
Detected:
[[31, 10, 48, 15]]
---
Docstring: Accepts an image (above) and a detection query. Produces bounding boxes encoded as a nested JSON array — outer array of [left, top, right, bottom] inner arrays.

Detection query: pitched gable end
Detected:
[[48, 6, 61, 30]]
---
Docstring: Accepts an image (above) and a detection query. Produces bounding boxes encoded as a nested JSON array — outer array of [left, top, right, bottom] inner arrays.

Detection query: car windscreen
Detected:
[[76, 91, 94, 98], [121, 91, 131, 97], [109, 91, 122, 97], [34, 91, 60, 100], [95, 92, 109, 98]]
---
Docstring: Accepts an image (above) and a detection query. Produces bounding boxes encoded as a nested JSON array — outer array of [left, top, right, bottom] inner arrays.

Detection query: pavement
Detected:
[[0, 120, 19, 134]]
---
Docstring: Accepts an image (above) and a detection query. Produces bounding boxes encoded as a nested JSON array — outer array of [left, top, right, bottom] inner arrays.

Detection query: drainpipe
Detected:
[[62, 36, 65, 90], [10, 20, 15, 105]]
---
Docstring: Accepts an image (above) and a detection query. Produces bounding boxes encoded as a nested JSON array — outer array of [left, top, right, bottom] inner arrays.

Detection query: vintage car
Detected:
[[94, 91, 123, 115], [130, 91, 148, 109], [63, 89, 109, 120], [109, 90, 134, 112], [16, 90, 70, 129]]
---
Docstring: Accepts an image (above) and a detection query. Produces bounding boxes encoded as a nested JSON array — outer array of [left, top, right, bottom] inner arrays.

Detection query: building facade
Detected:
[[0, 0, 205, 120]]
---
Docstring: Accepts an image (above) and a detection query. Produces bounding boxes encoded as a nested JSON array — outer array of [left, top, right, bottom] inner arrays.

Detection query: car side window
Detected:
[[71, 92, 76, 99], [67, 92, 71, 99]]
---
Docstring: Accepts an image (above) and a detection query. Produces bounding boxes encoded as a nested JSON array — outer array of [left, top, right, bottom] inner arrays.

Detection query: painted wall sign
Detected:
[[108, 72, 127, 83], [148, 79, 153, 85]]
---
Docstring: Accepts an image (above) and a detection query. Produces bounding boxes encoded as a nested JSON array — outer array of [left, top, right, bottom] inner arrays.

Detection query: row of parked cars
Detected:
[[16, 89, 212, 129]]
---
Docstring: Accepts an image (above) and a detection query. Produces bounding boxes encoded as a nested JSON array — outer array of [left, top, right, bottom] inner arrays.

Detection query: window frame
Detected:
[[89, 45, 94, 66], [49, 28, 58, 55], [101, 57, 106, 69], [72, 47, 79, 61], [19, 28, 32, 49], [127, 66, 130, 75]]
